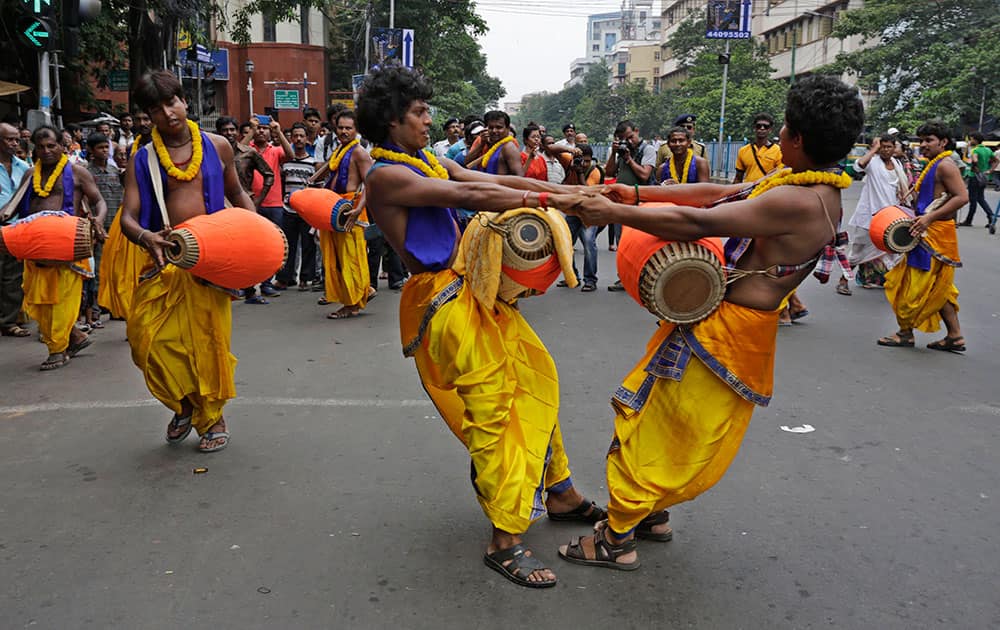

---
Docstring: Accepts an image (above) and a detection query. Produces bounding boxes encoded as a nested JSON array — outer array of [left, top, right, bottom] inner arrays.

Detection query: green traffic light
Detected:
[[23, 19, 51, 47]]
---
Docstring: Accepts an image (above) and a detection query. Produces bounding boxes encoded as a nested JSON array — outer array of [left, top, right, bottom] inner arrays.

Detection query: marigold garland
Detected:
[[480, 135, 514, 169], [371, 147, 449, 180], [151, 120, 203, 181], [328, 138, 359, 172], [913, 150, 952, 195], [33, 154, 68, 198], [669, 149, 693, 183], [748, 169, 852, 199]]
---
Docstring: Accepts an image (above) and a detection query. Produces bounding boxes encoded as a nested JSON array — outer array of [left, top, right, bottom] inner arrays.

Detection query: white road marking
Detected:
[[0, 396, 433, 415]]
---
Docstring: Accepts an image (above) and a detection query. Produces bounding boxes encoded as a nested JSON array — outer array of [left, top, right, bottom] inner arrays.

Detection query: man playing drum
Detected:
[[119, 70, 256, 453], [3, 125, 108, 370], [546, 76, 864, 571], [357, 64, 602, 589], [876, 121, 967, 352]]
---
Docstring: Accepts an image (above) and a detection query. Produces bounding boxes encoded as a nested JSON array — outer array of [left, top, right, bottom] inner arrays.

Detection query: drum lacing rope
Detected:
[[476, 212, 509, 237]]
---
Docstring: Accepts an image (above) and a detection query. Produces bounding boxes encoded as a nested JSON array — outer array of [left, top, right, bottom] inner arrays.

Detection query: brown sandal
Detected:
[[927, 336, 965, 353], [877, 332, 914, 348], [559, 530, 640, 571]]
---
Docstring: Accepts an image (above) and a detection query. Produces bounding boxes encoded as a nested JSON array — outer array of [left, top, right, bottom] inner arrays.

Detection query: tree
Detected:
[[665, 12, 788, 140], [826, 0, 1000, 132]]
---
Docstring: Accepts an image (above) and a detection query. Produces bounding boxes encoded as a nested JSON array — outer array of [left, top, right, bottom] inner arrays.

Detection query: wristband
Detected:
[[634, 184, 640, 205], [538, 192, 549, 208], [137, 229, 150, 245], [521, 190, 530, 207]]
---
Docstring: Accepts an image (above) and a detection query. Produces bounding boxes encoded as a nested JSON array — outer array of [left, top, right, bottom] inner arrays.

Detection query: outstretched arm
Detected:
[[444, 156, 577, 193]]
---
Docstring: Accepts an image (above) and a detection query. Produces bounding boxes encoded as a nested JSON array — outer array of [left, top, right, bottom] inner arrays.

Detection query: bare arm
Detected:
[[213, 136, 255, 210], [270, 121, 293, 161], [444, 156, 578, 193], [695, 156, 710, 183], [624, 152, 653, 182], [602, 181, 746, 206], [369, 163, 553, 213], [74, 165, 108, 240], [551, 185, 810, 241], [119, 156, 171, 269], [501, 142, 524, 177], [855, 140, 879, 170], [911, 160, 968, 234], [249, 148, 274, 206]]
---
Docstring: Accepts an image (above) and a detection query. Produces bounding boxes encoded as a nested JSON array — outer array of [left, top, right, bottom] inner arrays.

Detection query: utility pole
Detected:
[[364, 1, 372, 72], [389, 0, 394, 29], [39, 51, 53, 125], [717, 40, 730, 177]]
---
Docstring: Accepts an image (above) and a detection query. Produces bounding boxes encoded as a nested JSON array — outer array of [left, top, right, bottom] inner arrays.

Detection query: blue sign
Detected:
[[706, 0, 752, 39], [180, 48, 230, 81], [402, 29, 414, 68]]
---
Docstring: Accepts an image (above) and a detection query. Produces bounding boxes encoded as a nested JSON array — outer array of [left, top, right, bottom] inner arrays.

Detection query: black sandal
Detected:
[[927, 336, 966, 353], [877, 332, 914, 348], [483, 544, 557, 588], [548, 500, 607, 524], [559, 531, 640, 571], [636, 510, 673, 542]]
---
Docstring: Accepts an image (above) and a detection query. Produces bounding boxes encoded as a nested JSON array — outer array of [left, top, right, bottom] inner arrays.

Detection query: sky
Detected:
[[474, 0, 633, 103]]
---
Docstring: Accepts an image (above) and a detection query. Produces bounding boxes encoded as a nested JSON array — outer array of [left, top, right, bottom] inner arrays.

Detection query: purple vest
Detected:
[[659, 155, 698, 184], [18, 162, 75, 218], [906, 158, 945, 271], [133, 131, 226, 230]]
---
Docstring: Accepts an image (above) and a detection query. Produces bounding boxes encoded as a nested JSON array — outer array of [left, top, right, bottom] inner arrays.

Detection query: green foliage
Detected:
[[826, 0, 1000, 131], [666, 12, 787, 140]]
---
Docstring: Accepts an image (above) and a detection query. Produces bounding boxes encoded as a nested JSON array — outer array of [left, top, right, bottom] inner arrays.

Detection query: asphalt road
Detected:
[[1, 185, 998, 629]]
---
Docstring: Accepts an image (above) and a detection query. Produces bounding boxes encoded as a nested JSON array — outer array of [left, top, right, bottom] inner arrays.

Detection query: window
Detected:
[[263, 13, 276, 42], [593, 44, 600, 51], [654, 51, 660, 61], [300, 4, 310, 44]]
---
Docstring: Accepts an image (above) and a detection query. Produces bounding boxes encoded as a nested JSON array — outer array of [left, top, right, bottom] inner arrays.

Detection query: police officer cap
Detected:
[[673, 114, 696, 126]]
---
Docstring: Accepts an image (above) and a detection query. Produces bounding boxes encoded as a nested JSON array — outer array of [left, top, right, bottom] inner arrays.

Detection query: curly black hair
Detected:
[[916, 120, 952, 143], [784, 75, 864, 165], [356, 64, 433, 145]]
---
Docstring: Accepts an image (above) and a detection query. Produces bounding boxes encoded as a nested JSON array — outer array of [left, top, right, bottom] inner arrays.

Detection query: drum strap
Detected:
[[146, 148, 173, 230]]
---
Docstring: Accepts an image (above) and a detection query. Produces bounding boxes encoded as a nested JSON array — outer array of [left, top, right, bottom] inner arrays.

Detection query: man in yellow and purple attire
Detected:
[[546, 76, 865, 571], [358, 65, 604, 589], [877, 120, 968, 353]]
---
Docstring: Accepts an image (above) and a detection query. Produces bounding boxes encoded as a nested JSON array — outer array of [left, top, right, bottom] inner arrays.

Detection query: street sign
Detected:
[[186, 44, 212, 64], [273, 89, 300, 110], [402, 29, 414, 68], [108, 69, 129, 92], [17, 16, 54, 49], [180, 48, 230, 81], [705, 0, 752, 39]]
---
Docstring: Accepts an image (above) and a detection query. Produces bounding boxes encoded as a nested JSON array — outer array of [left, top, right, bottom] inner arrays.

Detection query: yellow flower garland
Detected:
[[151, 120, 203, 181], [480, 135, 514, 169], [913, 150, 952, 194], [669, 149, 693, 183], [748, 169, 852, 199], [328, 138, 359, 172], [371, 147, 449, 180], [33, 153, 68, 198], [130, 136, 143, 158]]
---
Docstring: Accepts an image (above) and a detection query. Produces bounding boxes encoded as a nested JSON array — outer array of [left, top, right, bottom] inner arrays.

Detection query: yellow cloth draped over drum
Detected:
[[605, 301, 779, 534], [400, 269, 571, 534], [97, 213, 148, 320], [127, 265, 237, 435], [320, 191, 369, 308], [22, 261, 90, 354], [883, 220, 960, 333]]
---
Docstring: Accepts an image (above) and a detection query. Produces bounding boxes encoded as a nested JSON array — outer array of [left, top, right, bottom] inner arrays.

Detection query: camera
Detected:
[[571, 156, 584, 169], [616, 143, 630, 156]]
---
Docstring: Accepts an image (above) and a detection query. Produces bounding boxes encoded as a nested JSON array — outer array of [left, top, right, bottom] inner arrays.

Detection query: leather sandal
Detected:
[[559, 530, 640, 571]]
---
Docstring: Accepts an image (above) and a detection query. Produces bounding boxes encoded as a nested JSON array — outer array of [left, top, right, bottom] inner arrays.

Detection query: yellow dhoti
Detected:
[[400, 269, 571, 534], [98, 214, 148, 320], [606, 301, 779, 534], [319, 227, 369, 308], [127, 266, 237, 435], [883, 220, 960, 333], [23, 261, 90, 354]]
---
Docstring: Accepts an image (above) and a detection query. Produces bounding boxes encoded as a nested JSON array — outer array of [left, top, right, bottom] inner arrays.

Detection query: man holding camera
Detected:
[[559, 145, 604, 292], [605, 120, 656, 291]]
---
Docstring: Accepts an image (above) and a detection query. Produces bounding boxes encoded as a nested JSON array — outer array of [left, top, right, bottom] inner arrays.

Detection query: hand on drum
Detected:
[[342, 194, 366, 231], [660, 178, 679, 186], [139, 228, 174, 270], [909, 214, 932, 238]]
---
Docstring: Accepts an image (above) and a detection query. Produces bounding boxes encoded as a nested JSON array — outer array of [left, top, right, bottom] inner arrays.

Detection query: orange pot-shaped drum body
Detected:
[[617, 222, 726, 324], [288, 188, 355, 232], [0, 211, 93, 263], [165, 208, 288, 289], [869, 205, 918, 253]]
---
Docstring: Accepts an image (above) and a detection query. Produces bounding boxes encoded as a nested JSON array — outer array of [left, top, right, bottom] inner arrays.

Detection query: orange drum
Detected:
[[869, 205, 918, 253], [0, 211, 92, 263], [164, 208, 288, 289], [617, 224, 726, 324], [497, 213, 561, 303], [288, 188, 355, 233]]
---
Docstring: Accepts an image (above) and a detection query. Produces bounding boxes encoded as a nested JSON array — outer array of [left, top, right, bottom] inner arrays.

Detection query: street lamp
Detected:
[[245, 59, 255, 119]]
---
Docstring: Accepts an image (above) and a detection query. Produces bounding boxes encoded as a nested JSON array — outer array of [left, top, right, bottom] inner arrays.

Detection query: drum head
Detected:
[[502, 215, 553, 268], [332, 199, 352, 233], [165, 229, 199, 268], [649, 259, 725, 323], [886, 221, 918, 253]]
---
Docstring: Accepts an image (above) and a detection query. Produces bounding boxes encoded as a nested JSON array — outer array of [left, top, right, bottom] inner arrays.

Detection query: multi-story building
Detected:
[[570, 3, 662, 89]]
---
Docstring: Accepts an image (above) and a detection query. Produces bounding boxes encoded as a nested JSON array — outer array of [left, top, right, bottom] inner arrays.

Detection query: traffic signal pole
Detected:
[[39, 51, 53, 124]]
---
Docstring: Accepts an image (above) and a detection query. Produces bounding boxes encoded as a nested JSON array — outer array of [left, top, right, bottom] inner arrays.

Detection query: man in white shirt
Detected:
[[432, 117, 463, 158]]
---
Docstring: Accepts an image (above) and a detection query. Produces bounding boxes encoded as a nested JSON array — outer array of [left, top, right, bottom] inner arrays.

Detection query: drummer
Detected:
[[546, 76, 864, 571], [357, 64, 603, 589], [5, 125, 108, 371], [119, 70, 256, 453]]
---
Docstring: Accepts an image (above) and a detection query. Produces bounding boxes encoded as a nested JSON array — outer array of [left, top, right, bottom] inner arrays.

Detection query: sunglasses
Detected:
[[755, 123, 772, 129]]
